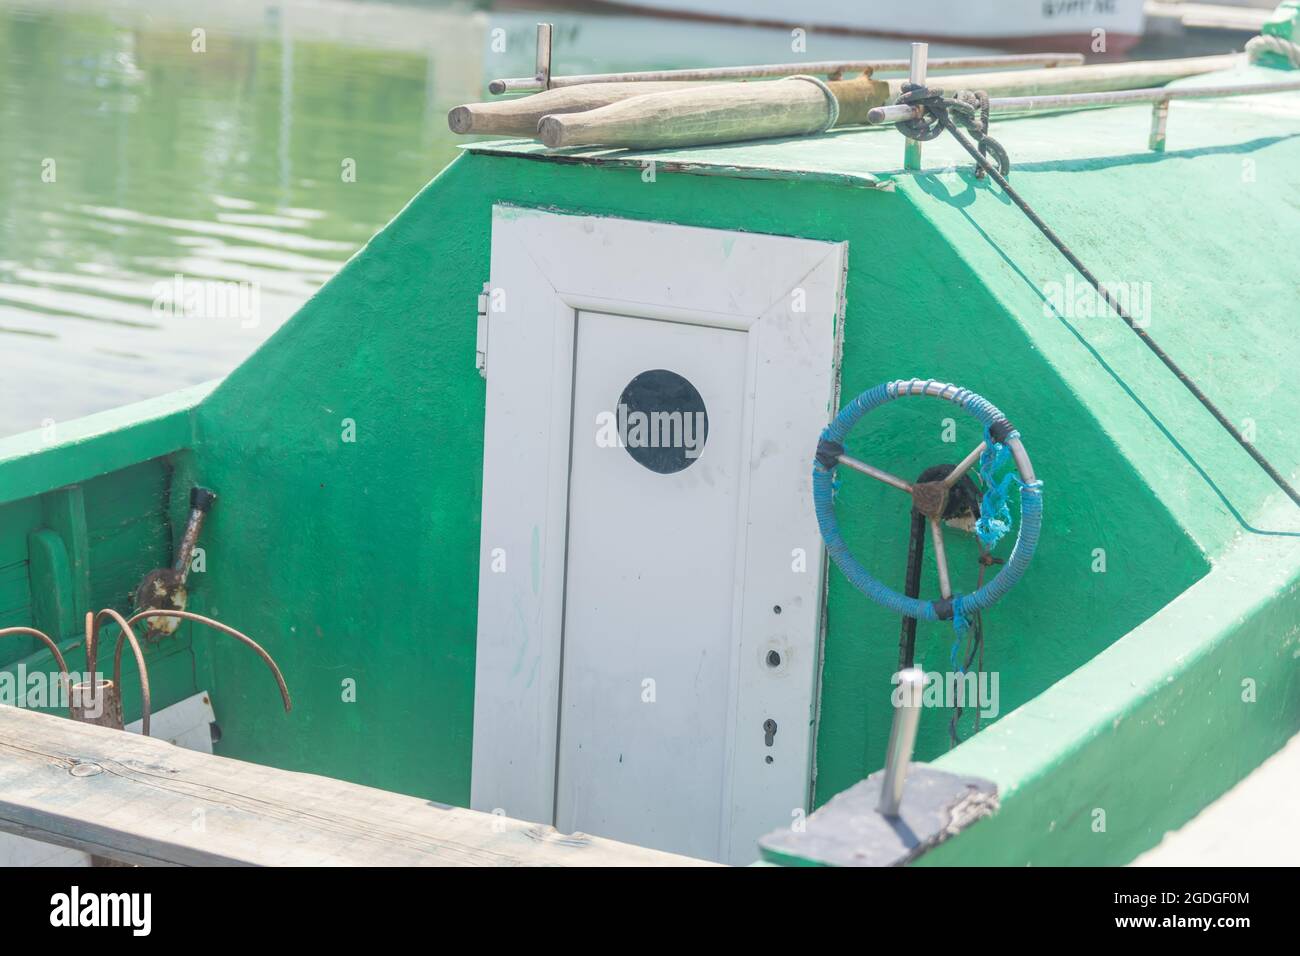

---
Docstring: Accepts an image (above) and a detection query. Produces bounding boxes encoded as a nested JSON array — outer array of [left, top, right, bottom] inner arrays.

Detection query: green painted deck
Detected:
[[2, 61, 1297, 865]]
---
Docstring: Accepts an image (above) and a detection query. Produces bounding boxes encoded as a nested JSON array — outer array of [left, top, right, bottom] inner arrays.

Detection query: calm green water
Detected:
[[0, 0, 998, 437]]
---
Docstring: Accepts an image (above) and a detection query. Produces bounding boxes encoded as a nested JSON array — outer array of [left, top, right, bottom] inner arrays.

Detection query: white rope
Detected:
[[1246, 33, 1300, 69], [786, 75, 840, 131]]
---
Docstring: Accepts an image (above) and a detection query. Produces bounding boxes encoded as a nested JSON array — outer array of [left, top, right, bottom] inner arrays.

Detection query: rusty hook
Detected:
[[122, 608, 292, 713], [0, 625, 73, 713]]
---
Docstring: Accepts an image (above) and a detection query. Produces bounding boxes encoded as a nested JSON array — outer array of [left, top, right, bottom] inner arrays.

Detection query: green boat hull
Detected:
[[2, 60, 1298, 866]]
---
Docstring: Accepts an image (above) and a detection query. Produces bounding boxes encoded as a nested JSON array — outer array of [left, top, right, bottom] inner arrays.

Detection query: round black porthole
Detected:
[[617, 369, 709, 474]]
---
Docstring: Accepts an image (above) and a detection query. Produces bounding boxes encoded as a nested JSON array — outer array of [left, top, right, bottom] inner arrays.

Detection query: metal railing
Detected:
[[872, 42, 1300, 157], [489, 23, 1084, 95]]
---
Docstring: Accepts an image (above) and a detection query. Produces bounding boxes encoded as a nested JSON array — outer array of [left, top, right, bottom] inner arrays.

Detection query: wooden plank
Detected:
[[0, 706, 714, 867], [0, 691, 216, 867]]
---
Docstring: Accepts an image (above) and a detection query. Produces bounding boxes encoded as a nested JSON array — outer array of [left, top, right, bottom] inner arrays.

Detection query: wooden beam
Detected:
[[0, 707, 714, 867]]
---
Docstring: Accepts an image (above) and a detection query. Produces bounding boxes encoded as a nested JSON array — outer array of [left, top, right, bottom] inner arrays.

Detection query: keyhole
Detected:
[[763, 718, 778, 747]]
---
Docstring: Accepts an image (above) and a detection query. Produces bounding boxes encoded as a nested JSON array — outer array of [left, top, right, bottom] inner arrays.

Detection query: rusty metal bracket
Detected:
[[133, 485, 217, 640]]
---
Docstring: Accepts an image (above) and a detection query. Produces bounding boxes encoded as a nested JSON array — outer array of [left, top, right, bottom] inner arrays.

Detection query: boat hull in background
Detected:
[[574, 0, 1145, 53]]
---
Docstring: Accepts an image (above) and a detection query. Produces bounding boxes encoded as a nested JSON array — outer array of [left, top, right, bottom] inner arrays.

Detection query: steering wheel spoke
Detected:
[[927, 517, 953, 599], [942, 441, 986, 489], [836, 453, 913, 494]]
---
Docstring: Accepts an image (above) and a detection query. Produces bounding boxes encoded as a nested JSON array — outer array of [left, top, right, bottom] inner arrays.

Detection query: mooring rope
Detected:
[[786, 74, 840, 132], [892, 86, 1300, 508], [1246, 33, 1300, 69]]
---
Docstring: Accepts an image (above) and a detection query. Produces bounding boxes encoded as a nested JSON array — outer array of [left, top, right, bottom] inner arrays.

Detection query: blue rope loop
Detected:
[[813, 379, 1043, 633], [975, 423, 1020, 550]]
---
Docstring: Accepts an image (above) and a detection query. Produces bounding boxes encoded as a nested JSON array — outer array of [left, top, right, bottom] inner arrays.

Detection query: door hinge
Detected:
[[476, 281, 490, 378]]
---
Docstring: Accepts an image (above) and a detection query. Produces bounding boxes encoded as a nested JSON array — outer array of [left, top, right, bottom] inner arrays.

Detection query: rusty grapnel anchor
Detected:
[[133, 485, 217, 641], [0, 612, 149, 732], [75, 609, 151, 733], [2, 483, 291, 734], [1, 610, 291, 737]]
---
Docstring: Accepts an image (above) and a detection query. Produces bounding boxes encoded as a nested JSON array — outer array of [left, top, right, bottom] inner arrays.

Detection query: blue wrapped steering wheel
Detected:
[[812, 379, 1043, 627]]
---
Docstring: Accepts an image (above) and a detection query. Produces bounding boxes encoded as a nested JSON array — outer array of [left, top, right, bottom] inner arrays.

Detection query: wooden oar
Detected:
[[540, 75, 889, 149], [449, 81, 711, 136], [537, 55, 1241, 150]]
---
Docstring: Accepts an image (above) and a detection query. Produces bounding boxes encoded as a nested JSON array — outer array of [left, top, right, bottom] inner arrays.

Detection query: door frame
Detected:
[[471, 205, 845, 862]]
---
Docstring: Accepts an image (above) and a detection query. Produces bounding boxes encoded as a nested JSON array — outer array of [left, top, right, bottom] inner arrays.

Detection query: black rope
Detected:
[[948, 608, 984, 748], [896, 86, 1300, 509], [949, 548, 999, 748], [898, 509, 926, 671]]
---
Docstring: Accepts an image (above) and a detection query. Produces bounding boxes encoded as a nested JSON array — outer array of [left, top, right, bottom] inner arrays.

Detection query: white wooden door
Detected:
[[556, 312, 748, 860], [472, 206, 844, 864]]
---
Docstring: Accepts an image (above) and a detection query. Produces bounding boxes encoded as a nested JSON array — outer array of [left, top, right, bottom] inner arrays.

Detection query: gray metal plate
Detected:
[[758, 764, 998, 866]]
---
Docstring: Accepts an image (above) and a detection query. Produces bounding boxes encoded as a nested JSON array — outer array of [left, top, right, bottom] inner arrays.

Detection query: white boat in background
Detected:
[[578, 0, 1147, 53]]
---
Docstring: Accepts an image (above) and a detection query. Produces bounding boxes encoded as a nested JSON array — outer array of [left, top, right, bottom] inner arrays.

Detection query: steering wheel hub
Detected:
[[910, 481, 949, 519]]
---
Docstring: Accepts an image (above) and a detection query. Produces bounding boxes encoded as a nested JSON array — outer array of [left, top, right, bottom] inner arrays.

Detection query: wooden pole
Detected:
[[539, 75, 890, 150], [449, 81, 711, 136], [532, 54, 1242, 151]]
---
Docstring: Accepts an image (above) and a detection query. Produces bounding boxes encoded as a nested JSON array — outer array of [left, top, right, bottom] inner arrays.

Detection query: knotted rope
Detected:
[[893, 83, 1010, 178], [1246, 33, 1300, 69]]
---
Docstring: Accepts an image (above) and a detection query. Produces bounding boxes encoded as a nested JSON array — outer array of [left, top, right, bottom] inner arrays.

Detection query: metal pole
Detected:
[[928, 517, 953, 599], [904, 43, 927, 170], [836, 453, 914, 493], [879, 667, 925, 817], [535, 23, 553, 91], [1148, 99, 1170, 152], [173, 487, 216, 586], [488, 52, 1084, 95], [867, 76, 1300, 124]]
